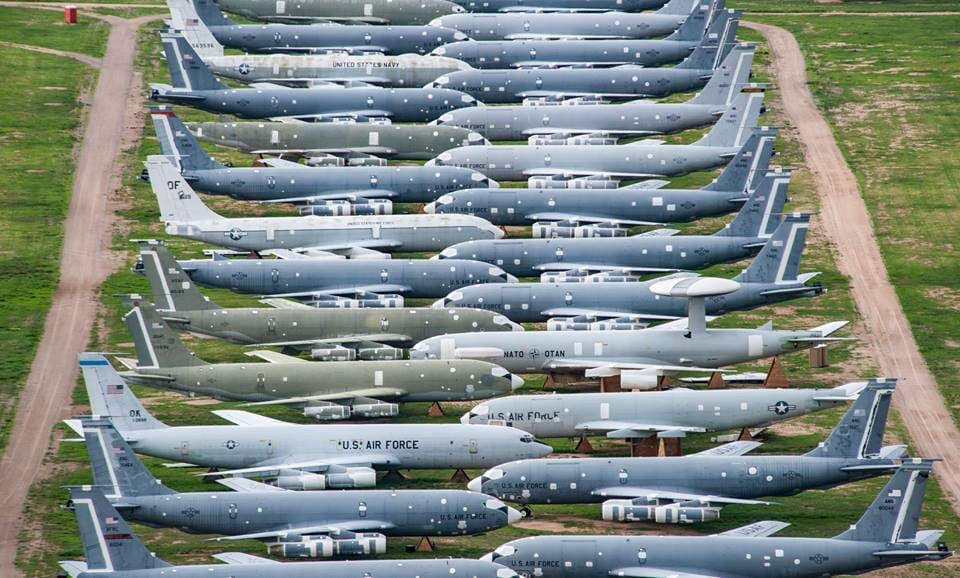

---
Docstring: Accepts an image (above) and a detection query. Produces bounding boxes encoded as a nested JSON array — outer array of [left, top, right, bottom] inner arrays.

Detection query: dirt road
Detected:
[[745, 21, 960, 515], [0, 40, 102, 67], [0, 14, 159, 576]]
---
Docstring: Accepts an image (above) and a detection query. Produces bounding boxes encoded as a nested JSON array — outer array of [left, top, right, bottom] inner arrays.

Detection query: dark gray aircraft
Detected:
[[215, 0, 466, 25], [429, 0, 698, 40], [151, 33, 477, 122], [71, 353, 553, 483], [427, 77, 763, 181], [60, 489, 522, 578], [152, 108, 495, 207], [428, 24, 739, 103], [450, 0, 667, 14], [188, 118, 487, 162], [431, 43, 755, 141], [482, 461, 952, 578], [135, 240, 521, 356], [170, 0, 468, 55], [426, 127, 776, 228], [81, 418, 521, 557], [430, 1, 716, 68], [436, 166, 787, 278], [119, 301, 521, 419], [436, 212, 824, 326], [472, 379, 904, 522]]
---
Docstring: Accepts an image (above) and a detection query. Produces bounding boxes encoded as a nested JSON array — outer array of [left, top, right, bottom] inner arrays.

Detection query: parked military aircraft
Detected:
[[215, 0, 466, 25], [144, 155, 502, 254], [427, 77, 763, 181], [81, 418, 521, 555], [188, 118, 487, 162], [151, 33, 477, 123], [71, 353, 552, 484], [119, 301, 521, 419], [135, 241, 521, 355], [431, 42, 755, 141], [482, 460, 952, 577], [450, 0, 668, 13], [426, 127, 776, 227], [168, 0, 468, 54], [431, 1, 715, 68], [436, 165, 786, 278], [152, 108, 495, 206], [472, 379, 903, 521], [436, 212, 824, 326], [429, 0, 699, 40], [61, 488, 521, 578]]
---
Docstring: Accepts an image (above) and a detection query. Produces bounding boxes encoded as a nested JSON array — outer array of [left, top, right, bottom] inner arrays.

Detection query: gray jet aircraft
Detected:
[[427, 77, 764, 181], [450, 0, 668, 13], [429, 24, 740, 103], [429, 0, 698, 40], [436, 212, 825, 326], [215, 0, 465, 25], [60, 487, 522, 578], [425, 127, 776, 227], [471, 379, 904, 522], [134, 240, 521, 355], [152, 108, 494, 207], [80, 418, 521, 557], [168, 0, 467, 54], [482, 460, 952, 578], [151, 33, 477, 122], [143, 155, 503, 254], [436, 165, 786, 278], [431, 43, 755, 140], [70, 353, 553, 484], [118, 301, 521, 419]]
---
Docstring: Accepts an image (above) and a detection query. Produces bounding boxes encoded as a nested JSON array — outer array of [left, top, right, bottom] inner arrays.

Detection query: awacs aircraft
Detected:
[[60, 488, 522, 578], [427, 77, 763, 182], [144, 155, 502, 254], [215, 0, 466, 25], [150, 33, 477, 122], [430, 0, 699, 40], [437, 167, 786, 278], [433, 2, 714, 68], [430, 24, 739, 104], [460, 381, 863, 439], [472, 379, 904, 521], [432, 43, 755, 141], [71, 353, 552, 483], [118, 301, 521, 419], [429, 14, 739, 103], [437, 212, 824, 326], [426, 127, 776, 228], [188, 118, 487, 161], [80, 418, 522, 556], [152, 108, 494, 207], [450, 0, 668, 13], [168, 0, 468, 54], [135, 240, 521, 354], [482, 461, 952, 578]]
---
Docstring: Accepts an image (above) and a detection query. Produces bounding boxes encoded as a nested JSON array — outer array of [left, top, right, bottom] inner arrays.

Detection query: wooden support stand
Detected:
[[575, 436, 594, 453], [427, 402, 445, 417], [657, 374, 675, 389], [416, 536, 435, 552], [600, 375, 624, 393], [809, 347, 829, 368], [763, 357, 789, 388], [708, 371, 726, 389], [628, 437, 660, 457], [737, 427, 754, 441], [450, 469, 471, 483], [382, 469, 407, 483], [658, 438, 682, 457]]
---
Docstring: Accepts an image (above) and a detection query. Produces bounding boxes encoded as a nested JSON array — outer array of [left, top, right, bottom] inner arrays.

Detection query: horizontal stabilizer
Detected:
[[211, 410, 294, 426]]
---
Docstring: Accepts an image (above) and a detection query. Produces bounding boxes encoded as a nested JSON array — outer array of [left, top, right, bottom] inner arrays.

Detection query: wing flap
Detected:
[[714, 520, 790, 538], [211, 410, 294, 427]]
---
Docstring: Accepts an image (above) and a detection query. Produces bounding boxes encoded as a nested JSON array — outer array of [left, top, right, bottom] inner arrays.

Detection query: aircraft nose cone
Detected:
[[467, 477, 483, 492], [424, 201, 437, 214], [510, 373, 524, 390], [507, 507, 523, 524]]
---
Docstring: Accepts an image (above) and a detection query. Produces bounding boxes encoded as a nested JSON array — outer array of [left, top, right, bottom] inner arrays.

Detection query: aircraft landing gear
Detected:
[[520, 505, 533, 519]]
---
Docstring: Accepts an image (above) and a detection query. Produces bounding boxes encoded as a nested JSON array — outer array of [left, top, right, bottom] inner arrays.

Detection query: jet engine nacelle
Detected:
[[539, 269, 590, 283], [532, 221, 626, 239], [310, 346, 358, 361], [303, 403, 352, 420], [573, 224, 627, 238], [351, 401, 400, 418], [300, 199, 393, 216], [305, 154, 347, 167], [602, 499, 721, 524], [619, 369, 661, 390], [268, 532, 387, 558], [306, 293, 404, 309], [356, 344, 404, 361], [273, 466, 377, 490]]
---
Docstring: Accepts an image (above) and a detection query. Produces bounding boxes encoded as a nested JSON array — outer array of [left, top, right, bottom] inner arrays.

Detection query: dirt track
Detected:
[[745, 21, 960, 516], [0, 40, 102, 67], [0, 14, 159, 576]]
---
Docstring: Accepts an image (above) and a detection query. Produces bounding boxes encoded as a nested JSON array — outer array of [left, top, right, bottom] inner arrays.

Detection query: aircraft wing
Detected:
[[504, 33, 631, 40], [215, 477, 290, 492], [542, 308, 680, 322], [522, 168, 665, 179], [212, 552, 280, 565], [545, 358, 724, 375], [713, 520, 790, 538], [591, 486, 773, 506], [621, 179, 672, 190], [525, 212, 665, 227], [269, 110, 394, 123], [201, 453, 399, 478], [258, 189, 396, 203], [263, 284, 411, 299], [258, 298, 318, 310], [245, 333, 413, 349], [255, 157, 304, 169], [532, 262, 678, 274], [291, 239, 403, 253], [512, 61, 632, 69], [689, 440, 763, 457], [212, 520, 395, 542], [244, 350, 310, 364], [241, 388, 407, 407], [573, 420, 707, 436], [522, 127, 662, 137], [253, 147, 399, 158], [607, 568, 726, 578], [211, 410, 295, 427], [516, 90, 654, 100], [635, 228, 681, 237]]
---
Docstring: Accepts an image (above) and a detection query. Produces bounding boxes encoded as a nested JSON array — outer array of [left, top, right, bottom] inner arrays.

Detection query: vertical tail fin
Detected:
[[150, 106, 223, 172], [123, 300, 208, 368], [805, 378, 897, 460], [656, 0, 701, 16], [79, 353, 166, 434], [693, 84, 765, 148], [82, 417, 175, 499], [676, 10, 740, 71], [703, 126, 777, 193], [136, 240, 220, 312], [664, 0, 711, 42], [159, 31, 225, 91], [685, 42, 755, 106], [713, 165, 787, 239], [166, 0, 226, 57], [733, 204, 811, 285], [146, 154, 223, 224], [66, 487, 171, 572], [836, 459, 938, 543]]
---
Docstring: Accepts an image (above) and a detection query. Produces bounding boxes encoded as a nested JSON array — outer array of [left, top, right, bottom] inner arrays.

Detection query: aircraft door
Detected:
[[500, 285, 532, 315], [492, 241, 522, 268], [560, 539, 598, 578], [266, 317, 277, 336], [256, 372, 266, 394], [545, 461, 581, 497]]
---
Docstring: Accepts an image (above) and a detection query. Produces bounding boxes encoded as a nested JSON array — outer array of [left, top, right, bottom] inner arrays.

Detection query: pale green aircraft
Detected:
[[215, 0, 465, 25]]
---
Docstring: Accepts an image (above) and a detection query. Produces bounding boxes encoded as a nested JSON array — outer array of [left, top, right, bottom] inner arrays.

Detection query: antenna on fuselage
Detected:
[[649, 277, 741, 337]]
